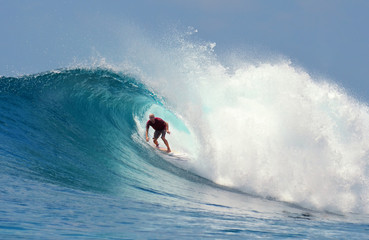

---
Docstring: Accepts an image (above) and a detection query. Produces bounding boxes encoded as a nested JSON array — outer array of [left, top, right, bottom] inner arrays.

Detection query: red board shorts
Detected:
[[153, 129, 166, 139]]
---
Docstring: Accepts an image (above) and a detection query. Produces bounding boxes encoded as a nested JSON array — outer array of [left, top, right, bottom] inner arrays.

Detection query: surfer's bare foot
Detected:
[[167, 149, 171, 153], [156, 145, 159, 148]]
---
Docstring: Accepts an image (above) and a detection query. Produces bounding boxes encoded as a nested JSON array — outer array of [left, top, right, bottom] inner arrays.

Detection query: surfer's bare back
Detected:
[[145, 114, 171, 152]]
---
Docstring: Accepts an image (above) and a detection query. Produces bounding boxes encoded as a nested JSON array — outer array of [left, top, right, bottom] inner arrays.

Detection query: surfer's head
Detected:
[[149, 113, 155, 123]]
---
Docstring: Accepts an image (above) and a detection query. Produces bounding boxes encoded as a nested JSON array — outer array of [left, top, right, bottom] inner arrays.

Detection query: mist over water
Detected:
[[113, 28, 369, 214]]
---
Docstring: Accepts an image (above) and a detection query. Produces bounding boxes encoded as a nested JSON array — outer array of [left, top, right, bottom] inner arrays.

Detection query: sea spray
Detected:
[[124, 31, 369, 213]]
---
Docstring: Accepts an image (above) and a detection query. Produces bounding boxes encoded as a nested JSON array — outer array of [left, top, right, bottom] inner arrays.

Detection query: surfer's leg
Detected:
[[153, 138, 159, 147], [153, 130, 161, 147], [161, 135, 171, 152]]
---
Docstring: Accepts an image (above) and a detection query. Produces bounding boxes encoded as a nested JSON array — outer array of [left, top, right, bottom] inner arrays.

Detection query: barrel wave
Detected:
[[1, 65, 369, 238], [0, 68, 195, 195]]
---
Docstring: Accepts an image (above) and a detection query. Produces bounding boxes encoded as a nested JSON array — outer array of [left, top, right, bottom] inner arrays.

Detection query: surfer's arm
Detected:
[[145, 126, 149, 141], [165, 122, 170, 134]]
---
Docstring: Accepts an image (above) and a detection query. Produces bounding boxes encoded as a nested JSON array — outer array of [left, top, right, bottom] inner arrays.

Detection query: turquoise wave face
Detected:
[[0, 68, 201, 197]]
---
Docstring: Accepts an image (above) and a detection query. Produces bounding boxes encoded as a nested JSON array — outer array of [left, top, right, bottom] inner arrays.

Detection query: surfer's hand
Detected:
[[146, 137, 149, 142], [167, 130, 170, 134]]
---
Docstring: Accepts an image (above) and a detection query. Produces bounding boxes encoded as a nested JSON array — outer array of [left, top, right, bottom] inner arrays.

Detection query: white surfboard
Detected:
[[151, 145, 189, 161]]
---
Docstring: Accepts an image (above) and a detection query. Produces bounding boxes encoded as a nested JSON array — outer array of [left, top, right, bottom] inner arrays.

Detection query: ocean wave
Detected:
[[1, 64, 369, 214]]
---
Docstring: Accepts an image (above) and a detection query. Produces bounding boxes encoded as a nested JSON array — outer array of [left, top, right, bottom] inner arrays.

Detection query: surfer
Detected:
[[145, 114, 171, 152]]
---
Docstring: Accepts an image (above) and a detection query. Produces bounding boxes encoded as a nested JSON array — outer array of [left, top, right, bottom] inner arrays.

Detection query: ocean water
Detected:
[[1, 33, 369, 239]]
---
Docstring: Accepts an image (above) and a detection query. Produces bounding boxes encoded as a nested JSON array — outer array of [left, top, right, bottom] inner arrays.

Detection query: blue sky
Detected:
[[1, 0, 368, 101]]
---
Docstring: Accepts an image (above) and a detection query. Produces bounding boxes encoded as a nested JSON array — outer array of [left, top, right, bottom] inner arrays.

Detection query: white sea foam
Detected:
[[120, 27, 369, 214]]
